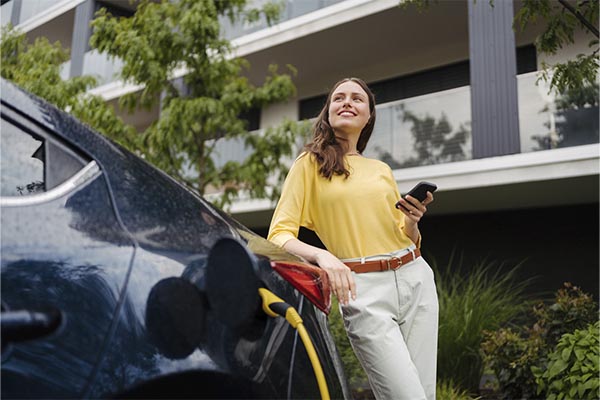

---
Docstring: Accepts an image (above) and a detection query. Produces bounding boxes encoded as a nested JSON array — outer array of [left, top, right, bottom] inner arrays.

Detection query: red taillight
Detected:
[[271, 261, 331, 315]]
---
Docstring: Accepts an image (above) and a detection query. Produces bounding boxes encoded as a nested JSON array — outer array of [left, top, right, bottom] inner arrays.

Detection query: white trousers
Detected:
[[340, 248, 438, 400]]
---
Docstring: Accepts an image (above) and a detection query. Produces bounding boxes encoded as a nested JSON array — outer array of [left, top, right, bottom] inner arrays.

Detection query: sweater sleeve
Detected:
[[267, 153, 313, 248]]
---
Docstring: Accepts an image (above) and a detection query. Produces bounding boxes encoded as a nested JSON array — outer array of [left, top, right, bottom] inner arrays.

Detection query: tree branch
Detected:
[[557, 0, 599, 38]]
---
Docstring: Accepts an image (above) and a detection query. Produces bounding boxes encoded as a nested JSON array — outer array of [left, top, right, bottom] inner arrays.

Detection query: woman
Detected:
[[268, 78, 438, 400]]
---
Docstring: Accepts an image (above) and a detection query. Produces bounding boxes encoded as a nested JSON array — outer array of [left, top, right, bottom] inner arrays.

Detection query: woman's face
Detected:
[[328, 80, 371, 137]]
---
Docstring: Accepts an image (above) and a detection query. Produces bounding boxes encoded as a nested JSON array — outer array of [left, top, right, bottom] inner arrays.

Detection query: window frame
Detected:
[[0, 106, 99, 206]]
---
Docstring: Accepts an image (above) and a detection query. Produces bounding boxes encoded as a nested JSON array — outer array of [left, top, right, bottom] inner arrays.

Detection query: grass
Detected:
[[432, 252, 533, 392]]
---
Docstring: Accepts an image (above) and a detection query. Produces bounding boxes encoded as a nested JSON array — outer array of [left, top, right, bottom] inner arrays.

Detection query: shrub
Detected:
[[532, 282, 598, 347], [433, 256, 531, 392], [436, 379, 481, 400], [532, 321, 600, 400], [480, 325, 544, 399], [481, 283, 598, 399]]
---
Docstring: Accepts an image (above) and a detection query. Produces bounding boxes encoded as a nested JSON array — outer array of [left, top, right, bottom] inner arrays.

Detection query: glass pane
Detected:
[[288, 0, 321, 19], [18, 0, 55, 25], [82, 49, 124, 86], [1, 119, 45, 196], [364, 86, 472, 168], [1, 0, 14, 27], [212, 135, 253, 169], [60, 60, 70, 80], [518, 72, 600, 152], [221, 0, 347, 40]]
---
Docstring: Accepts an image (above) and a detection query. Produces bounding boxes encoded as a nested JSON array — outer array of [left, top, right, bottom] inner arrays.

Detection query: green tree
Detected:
[[402, 0, 599, 94], [90, 0, 305, 207], [0, 25, 138, 150], [516, 0, 599, 94]]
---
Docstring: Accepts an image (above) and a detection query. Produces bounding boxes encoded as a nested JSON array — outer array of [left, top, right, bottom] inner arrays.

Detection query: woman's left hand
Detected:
[[397, 191, 434, 224]]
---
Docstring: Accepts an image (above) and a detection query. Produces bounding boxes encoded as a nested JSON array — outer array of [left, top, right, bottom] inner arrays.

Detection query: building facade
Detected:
[[2, 0, 598, 297]]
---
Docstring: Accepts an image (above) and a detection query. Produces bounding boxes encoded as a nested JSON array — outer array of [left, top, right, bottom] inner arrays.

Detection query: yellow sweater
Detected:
[[268, 153, 419, 260]]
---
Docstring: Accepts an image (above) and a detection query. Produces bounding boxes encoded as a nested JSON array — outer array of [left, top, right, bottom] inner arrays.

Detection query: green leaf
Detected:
[[584, 378, 599, 390], [581, 373, 592, 382], [568, 386, 577, 398], [548, 359, 569, 377]]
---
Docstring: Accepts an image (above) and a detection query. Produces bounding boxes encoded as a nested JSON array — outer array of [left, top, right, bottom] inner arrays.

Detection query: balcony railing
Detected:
[[363, 85, 472, 168], [0, 0, 58, 28], [361, 71, 598, 169], [82, 50, 124, 87], [57, 50, 123, 87], [220, 0, 346, 40], [19, 0, 56, 25], [203, 71, 598, 174], [518, 72, 599, 153], [1, 0, 14, 27], [211, 136, 254, 170]]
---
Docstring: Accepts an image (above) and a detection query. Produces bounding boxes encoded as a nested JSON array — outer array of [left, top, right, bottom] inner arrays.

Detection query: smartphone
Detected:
[[395, 181, 437, 209]]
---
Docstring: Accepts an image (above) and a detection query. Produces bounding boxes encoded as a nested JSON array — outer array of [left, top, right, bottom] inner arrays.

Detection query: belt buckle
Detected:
[[386, 257, 402, 271]]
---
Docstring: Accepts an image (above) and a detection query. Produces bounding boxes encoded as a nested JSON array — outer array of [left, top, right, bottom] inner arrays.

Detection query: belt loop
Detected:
[[360, 256, 365, 265], [409, 248, 415, 261]]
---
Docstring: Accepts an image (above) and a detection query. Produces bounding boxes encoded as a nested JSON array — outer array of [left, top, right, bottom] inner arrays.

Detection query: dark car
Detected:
[[0, 78, 349, 399]]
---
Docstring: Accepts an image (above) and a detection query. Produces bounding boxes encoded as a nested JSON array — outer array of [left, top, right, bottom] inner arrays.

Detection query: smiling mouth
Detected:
[[338, 111, 356, 116]]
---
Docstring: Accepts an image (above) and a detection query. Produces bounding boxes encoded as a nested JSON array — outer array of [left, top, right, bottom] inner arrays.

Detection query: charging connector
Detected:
[[258, 288, 330, 400]]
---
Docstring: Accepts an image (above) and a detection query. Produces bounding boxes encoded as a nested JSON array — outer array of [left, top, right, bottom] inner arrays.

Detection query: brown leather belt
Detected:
[[344, 249, 421, 274]]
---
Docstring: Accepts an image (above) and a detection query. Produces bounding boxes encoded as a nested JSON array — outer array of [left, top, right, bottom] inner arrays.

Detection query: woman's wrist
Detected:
[[313, 248, 328, 265], [402, 224, 420, 245]]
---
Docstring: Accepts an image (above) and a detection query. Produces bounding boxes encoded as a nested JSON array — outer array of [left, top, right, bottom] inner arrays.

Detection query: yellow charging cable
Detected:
[[258, 288, 330, 400]]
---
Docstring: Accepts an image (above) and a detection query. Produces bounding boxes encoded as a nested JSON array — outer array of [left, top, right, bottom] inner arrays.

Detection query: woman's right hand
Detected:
[[281, 239, 357, 305], [315, 249, 356, 305]]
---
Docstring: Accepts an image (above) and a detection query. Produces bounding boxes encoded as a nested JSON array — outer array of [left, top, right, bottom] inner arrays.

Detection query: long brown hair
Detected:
[[304, 77, 376, 179]]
